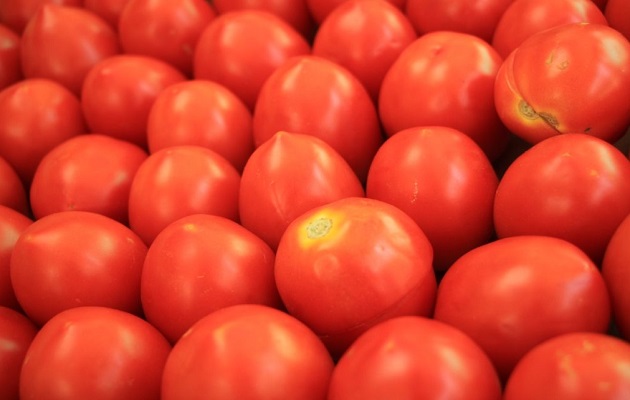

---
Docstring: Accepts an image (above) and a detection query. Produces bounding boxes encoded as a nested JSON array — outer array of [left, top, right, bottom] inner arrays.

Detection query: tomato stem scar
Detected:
[[306, 217, 333, 239]]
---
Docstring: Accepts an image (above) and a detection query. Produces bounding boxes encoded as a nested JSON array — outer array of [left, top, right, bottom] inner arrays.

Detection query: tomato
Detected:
[[504, 332, 630, 399], [146, 79, 254, 172], [605, 0, 630, 41], [239, 131, 365, 251], [81, 54, 187, 148], [0, 156, 28, 215], [118, 0, 216, 76], [405, 0, 513, 43], [311, 0, 417, 102], [0, 24, 21, 91], [602, 212, 630, 340], [83, 0, 130, 29], [10, 211, 147, 326], [0, 206, 31, 310], [492, 0, 608, 59], [162, 304, 333, 399], [0, 78, 86, 186], [128, 145, 240, 245], [433, 235, 611, 381], [0, 306, 38, 400], [379, 31, 509, 161], [20, 5, 120, 97], [495, 23, 630, 145], [141, 214, 282, 344], [275, 197, 437, 357], [20, 306, 170, 400], [193, 10, 310, 111], [0, 0, 82, 34], [306, 0, 406, 24], [366, 126, 498, 271], [29, 134, 148, 224], [328, 316, 502, 400], [253, 55, 383, 182], [494, 133, 630, 265]]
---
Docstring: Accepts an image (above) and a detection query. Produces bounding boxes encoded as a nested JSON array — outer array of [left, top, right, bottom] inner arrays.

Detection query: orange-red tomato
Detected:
[[602, 212, 630, 340], [0, 0, 82, 34], [0, 24, 21, 91], [0, 306, 38, 400], [0, 206, 31, 310]]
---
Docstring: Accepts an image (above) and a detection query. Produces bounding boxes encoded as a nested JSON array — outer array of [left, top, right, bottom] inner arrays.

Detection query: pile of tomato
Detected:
[[1, 0, 630, 398]]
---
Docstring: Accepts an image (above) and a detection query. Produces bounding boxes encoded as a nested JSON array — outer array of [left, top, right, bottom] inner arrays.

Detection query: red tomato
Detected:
[[405, 0, 513, 42], [81, 54, 186, 149], [504, 333, 630, 399], [494, 133, 630, 265], [0, 306, 38, 400], [83, 0, 130, 29], [492, 0, 608, 59], [328, 316, 502, 400], [0, 0, 82, 34], [0, 156, 28, 215], [162, 304, 334, 400], [239, 131, 365, 250], [253, 55, 383, 182], [495, 23, 630, 144], [0, 206, 31, 310], [0, 24, 21, 91], [605, 0, 630, 41], [128, 145, 240, 245], [379, 31, 509, 161], [193, 10, 310, 110], [118, 0, 216, 76], [146, 79, 254, 172], [10, 211, 147, 326], [275, 197, 437, 357], [141, 214, 282, 344], [0, 78, 86, 186], [366, 126, 498, 271], [434, 236, 611, 381], [29, 134, 148, 224], [20, 306, 170, 400], [306, 0, 406, 24], [312, 0, 417, 102], [602, 212, 630, 339]]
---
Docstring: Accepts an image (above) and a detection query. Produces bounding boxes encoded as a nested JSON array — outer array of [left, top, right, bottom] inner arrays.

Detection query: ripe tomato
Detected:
[[83, 0, 129, 29], [312, 0, 417, 102], [141, 214, 282, 344], [161, 304, 334, 400], [0, 78, 86, 186], [10, 211, 147, 326], [29, 134, 148, 224], [146, 79, 254, 172], [306, 0, 406, 24], [20, 306, 170, 400], [0, 0, 82, 34], [366, 126, 498, 271], [275, 197, 437, 357], [434, 236, 611, 381], [253, 55, 383, 182], [128, 145, 240, 245], [605, 0, 630, 41], [0, 24, 21, 91], [0, 156, 28, 215], [0, 206, 31, 310], [494, 133, 630, 265], [504, 333, 630, 399], [0, 306, 38, 400], [602, 212, 630, 340], [118, 0, 216, 76], [193, 10, 310, 110], [492, 0, 608, 59], [81, 54, 187, 149], [239, 131, 365, 251], [328, 316, 502, 400], [494, 22, 630, 144], [379, 31, 509, 161]]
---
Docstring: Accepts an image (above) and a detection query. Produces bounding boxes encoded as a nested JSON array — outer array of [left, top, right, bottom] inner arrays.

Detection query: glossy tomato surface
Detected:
[[0, 306, 38, 400], [0, 156, 28, 215], [0, 206, 31, 310], [602, 212, 630, 340], [83, 0, 129, 29], [0, 0, 82, 34], [306, 0, 406, 24], [605, 0, 630, 41], [0, 24, 21, 91]]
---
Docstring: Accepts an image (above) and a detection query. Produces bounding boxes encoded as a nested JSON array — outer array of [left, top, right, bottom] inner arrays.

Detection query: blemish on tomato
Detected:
[[306, 217, 332, 239]]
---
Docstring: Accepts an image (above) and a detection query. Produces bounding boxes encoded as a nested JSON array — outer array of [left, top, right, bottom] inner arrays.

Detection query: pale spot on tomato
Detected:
[[306, 217, 332, 239]]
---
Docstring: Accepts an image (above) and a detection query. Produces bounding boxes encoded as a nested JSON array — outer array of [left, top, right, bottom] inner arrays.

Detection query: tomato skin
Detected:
[[494, 133, 630, 265], [275, 197, 437, 357], [306, 0, 405, 24], [128, 145, 241, 246], [379, 31, 509, 161], [495, 23, 630, 145], [0, 0, 82, 34], [83, 0, 130, 29], [0, 206, 31, 311], [239, 131, 365, 251], [602, 213, 630, 340], [20, 306, 171, 400], [253, 55, 383, 182], [0, 156, 28, 215], [0, 78, 86, 186], [161, 304, 334, 400], [605, 0, 630, 41], [504, 333, 630, 399], [193, 10, 310, 110], [434, 236, 611, 381], [312, 0, 417, 102], [81, 55, 187, 149], [29, 134, 148, 224], [366, 126, 498, 271], [0, 24, 21, 92], [141, 214, 282, 344], [0, 306, 38, 400], [328, 316, 502, 400], [10, 211, 148, 326], [146, 80, 254, 172]]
